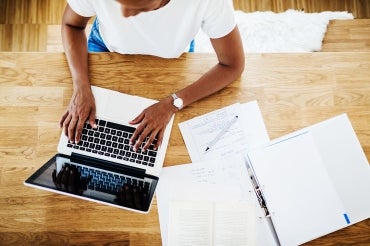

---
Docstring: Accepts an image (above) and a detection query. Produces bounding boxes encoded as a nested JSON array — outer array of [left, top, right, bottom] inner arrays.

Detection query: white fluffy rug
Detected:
[[194, 10, 354, 53]]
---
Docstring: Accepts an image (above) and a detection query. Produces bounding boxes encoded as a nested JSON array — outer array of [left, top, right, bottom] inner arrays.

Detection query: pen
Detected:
[[204, 115, 238, 152]]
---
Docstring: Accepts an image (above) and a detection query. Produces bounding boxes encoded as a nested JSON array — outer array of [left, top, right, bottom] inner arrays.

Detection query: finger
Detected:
[[130, 123, 145, 146], [88, 109, 97, 129], [75, 117, 86, 144], [68, 116, 79, 143], [129, 112, 144, 125], [62, 114, 72, 139], [142, 130, 159, 152], [134, 126, 152, 152], [154, 129, 165, 150], [59, 110, 69, 129]]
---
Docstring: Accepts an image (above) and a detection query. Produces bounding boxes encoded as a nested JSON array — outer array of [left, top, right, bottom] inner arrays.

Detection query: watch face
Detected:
[[174, 98, 183, 109]]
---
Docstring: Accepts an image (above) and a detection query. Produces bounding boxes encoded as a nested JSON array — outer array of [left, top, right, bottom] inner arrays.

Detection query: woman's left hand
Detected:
[[129, 96, 176, 152]]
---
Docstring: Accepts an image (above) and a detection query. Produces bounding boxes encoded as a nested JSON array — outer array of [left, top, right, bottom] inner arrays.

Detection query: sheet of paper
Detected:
[[179, 101, 269, 162], [168, 200, 256, 246]]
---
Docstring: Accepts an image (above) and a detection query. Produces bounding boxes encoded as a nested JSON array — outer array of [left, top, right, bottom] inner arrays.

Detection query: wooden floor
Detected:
[[322, 19, 370, 51], [0, 0, 370, 52]]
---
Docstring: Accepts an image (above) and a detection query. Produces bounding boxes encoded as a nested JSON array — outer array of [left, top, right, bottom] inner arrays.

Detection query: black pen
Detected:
[[204, 115, 239, 152]]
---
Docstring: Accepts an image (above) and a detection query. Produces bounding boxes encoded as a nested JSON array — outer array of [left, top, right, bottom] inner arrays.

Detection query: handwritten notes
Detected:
[[179, 101, 270, 162]]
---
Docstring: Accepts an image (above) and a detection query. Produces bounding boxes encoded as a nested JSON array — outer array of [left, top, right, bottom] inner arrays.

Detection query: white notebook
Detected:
[[246, 113, 370, 245]]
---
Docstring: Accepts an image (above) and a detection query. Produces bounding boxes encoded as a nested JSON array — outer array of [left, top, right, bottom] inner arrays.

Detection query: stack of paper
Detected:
[[157, 101, 275, 245]]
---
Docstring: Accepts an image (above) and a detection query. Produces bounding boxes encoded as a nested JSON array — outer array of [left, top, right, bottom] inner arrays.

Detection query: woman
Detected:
[[60, 0, 245, 152]]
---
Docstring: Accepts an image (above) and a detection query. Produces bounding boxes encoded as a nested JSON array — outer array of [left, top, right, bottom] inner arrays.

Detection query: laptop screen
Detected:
[[24, 154, 158, 213]]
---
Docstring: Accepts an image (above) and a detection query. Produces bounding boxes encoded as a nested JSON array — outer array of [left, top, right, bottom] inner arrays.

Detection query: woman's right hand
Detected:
[[59, 84, 97, 144]]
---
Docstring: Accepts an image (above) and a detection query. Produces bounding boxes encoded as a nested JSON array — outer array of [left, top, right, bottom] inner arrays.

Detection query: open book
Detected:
[[168, 201, 256, 245]]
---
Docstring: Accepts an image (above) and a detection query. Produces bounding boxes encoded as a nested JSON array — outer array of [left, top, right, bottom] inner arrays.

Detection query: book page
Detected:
[[168, 201, 256, 246], [213, 202, 256, 246], [168, 201, 213, 246]]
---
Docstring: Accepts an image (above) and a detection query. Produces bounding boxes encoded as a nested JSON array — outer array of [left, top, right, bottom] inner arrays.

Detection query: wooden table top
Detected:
[[0, 52, 369, 245]]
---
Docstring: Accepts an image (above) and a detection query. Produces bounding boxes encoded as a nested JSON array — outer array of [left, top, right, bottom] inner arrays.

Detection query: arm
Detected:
[[175, 26, 245, 108], [59, 4, 97, 143], [130, 26, 245, 151]]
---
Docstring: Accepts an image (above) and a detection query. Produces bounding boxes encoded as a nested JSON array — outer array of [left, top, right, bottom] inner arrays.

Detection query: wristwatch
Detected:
[[171, 93, 183, 110]]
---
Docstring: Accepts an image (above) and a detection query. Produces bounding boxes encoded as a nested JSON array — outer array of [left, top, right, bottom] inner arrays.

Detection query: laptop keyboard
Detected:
[[65, 162, 150, 196], [67, 118, 158, 167]]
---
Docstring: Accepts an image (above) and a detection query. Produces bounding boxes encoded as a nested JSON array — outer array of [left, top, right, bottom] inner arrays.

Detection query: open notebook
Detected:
[[246, 113, 370, 245], [25, 86, 174, 213]]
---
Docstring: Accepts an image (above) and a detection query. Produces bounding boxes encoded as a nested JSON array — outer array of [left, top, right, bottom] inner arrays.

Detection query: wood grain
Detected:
[[322, 19, 370, 51], [0, 52, 369, 245]]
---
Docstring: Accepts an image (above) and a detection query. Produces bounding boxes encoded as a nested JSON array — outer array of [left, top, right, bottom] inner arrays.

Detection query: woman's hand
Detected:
[[129, 96, 176, 152], [60, 85, 97, 143]]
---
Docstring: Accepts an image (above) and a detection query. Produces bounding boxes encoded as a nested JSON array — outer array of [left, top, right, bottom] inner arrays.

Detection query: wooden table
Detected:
[[0, 52, 369, 245]]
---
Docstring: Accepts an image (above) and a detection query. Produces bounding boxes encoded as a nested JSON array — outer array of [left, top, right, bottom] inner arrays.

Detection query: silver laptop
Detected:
[[24, 86, 174, 213]]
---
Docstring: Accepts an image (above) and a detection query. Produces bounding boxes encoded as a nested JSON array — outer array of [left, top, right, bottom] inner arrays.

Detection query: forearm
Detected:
[[175, 60, 244, 109], [173, 26, 245, 109], [62, 23, 90, 90]]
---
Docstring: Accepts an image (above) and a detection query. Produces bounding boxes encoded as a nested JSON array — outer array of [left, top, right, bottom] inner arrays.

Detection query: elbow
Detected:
[[228, 51, 245, 81], [235, 52, 245, 78]]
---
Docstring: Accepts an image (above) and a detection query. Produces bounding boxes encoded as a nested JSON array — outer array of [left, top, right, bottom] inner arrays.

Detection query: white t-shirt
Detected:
[[67, 0, 236, 58]]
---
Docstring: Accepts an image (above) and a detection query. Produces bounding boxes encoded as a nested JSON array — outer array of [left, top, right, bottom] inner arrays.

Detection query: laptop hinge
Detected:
[[70, 153, 146, 179]]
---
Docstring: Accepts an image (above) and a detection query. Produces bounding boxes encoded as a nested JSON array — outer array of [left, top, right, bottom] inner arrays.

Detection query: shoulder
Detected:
[[66, 0, 96, 17], [200, 0, 236, 39]]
